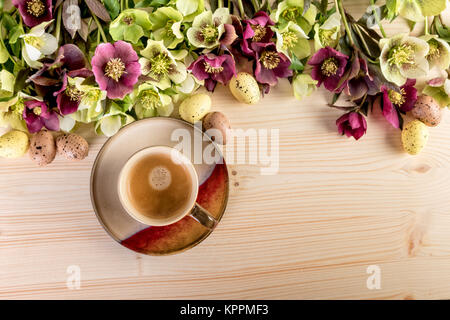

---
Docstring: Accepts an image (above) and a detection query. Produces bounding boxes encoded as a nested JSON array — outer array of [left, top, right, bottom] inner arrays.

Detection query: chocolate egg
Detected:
[[411, 95, 442, 127], [203, 112, 231, 145], [56, 133, 89, 161], [29, 130, 56, 166]]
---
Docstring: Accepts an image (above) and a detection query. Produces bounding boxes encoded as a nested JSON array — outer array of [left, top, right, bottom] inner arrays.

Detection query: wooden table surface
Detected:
[[2, 2, 450, 300]]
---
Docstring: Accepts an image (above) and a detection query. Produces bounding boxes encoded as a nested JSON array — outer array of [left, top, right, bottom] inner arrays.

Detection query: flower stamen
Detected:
[[252, 25, 267, 42], [123, 15, 134, 25], [33, 107, 42, 116], [321, 57, 338, 76], [204, 62, 224, 73], [281, 7, 301, 22], [260, 51, 280, 70], [105, 58, 126, 82], [201, 25, 218, 43], [426, 39, 440, 61], [149, 53, 171, 76], [66, 85, 83, 102], [388, 44, 414, 66], [282, 31, 298, 49], [26, 0, 46, 17], [388, 88, 405, 106]]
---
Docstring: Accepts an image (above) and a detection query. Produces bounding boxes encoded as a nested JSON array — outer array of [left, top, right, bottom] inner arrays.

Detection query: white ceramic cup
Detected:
[[118, 146, 217, 229]]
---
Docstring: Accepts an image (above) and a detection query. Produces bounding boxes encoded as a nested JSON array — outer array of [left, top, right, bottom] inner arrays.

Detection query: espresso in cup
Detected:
[[118, 146, 199, 226]]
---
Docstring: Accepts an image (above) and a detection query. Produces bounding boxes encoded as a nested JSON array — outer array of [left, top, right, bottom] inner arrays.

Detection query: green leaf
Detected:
[[8, 25, 24, 44], [416, 0, 446, 17], [288, 55, 304, 72], [103, 0, 120, 19]]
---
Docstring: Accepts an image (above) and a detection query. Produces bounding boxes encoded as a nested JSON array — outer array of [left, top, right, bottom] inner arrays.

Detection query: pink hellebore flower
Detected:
[[13, 0, 52, 27], [308, 46, 349, 92], [91, 41, 141, 99], [251, 42, 292, 86], [240, 11, 275, 56], [188, 54, 236, 91], [380, 79, 417, 128], [23, 100, 59, 133], [336, 112, 367, 140]]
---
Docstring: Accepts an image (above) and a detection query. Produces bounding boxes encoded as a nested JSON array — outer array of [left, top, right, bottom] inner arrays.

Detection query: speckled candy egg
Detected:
[[202, 112, 231, 145], [0, 130, 29, 158], [179, 93, 212, 124], [56, 133, 89, 161], [411, 95, 442, 127], [29, 130, 56, 166], [401, 120, 429, 155], [229, 72, 260, 104]]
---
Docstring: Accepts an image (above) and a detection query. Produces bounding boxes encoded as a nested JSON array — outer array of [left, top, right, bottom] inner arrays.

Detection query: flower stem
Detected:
[[236, 0, 245, 18], [424, 16, 429, 35], [55, 5, 62, 44], [91, 10, 107, 43], [218, 0, 224, 7], [336, 0, 354, 46], [370, 0, 387, 38]]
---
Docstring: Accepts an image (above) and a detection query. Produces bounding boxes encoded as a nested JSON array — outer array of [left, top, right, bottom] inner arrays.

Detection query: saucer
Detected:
[[90, 117, 229, 255]]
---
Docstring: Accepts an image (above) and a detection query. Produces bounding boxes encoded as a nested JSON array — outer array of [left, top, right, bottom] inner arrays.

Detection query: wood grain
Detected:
[[1, 2, 450, 299]]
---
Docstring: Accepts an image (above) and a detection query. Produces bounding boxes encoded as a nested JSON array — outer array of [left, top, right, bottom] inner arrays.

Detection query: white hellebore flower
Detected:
[[20, 21, 57, 69]]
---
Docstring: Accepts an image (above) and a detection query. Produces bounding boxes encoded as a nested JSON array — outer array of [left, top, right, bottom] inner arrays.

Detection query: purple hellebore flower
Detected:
[[308, 46, 349, 92], [12, 0, 52, 27], [23, 100, 59, 133], [240, 11, 275, 56], [188, 54, 236, 91], [336, 112, 367, 140], [53, 73, 82, 115], [251, 42, 292, 86], [91, 41, 141, 99], [339, 56, 377, 100], [380, 79, 417, 128]]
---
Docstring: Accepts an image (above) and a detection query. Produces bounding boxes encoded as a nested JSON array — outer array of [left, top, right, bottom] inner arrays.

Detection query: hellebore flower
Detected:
[[0, 70, 15, 98], [251, 42, 292, 86], [239, 11, 275, 56], [53, 75, 84, 115], [380, 79, 417, 128], [313, 12, 341, 50], [421, 35, 450, 70], [131, 83, 173, 119], [186, 8, 232, 49], [395, 0, 446, 22], [139, 40, 187, 90], [292, 74, 317, 100], [188, 54, 236, 91], [95, 102, 134, 137], [336, 112, 367, 140], [12, 0, 52, 28], [149, 7, 184, 49], [338, 53, 378, 100], [0, 93, 32, 131], [109, 9, 152, 44], [175, 0, 204, 22], [20, 20, 57, 69], [308, 46, 349, 92], [379, 34, 429, 86], [273, 0, 317, 32], [91, 41, 141, 99], [23, 100, 59, 133], [274, 21, 310, 60]]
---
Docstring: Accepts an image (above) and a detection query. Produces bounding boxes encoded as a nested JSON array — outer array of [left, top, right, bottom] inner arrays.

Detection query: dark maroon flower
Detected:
[[308, 46, 349, 92], [91, 41, 141, 99], [53, 74, 82, 115], [23, 100, 59, 133], [336, 112, 367, 140], [380, 79, 417, 128], [188, 53, 236, 91], [233, 11, 274, 56], [12, 0, 52, 28], [339, 54, 378, 100], [251, 42, 292, 86]]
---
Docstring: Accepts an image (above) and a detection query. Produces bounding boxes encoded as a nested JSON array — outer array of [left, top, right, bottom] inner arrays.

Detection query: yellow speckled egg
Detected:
[[229, 72, 260, 104], [179, 93, 211, 124], [0, 130, 29, 158], [401, 120, 429, 155]]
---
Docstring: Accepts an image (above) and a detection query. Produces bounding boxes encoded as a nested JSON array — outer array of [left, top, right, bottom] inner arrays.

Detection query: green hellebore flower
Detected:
[[0, 93, 34, 131], [273, 0, 317, 33], [149, 7, 184, 49], [109, 9, 151, 44], [387, 0, 447, 22], [95, 102, 135, 137], [313, 12, 340, 51], [186, 8, 231, 49], [274, 21, 310, 60], [69, 79, 107, 124], [176, 0, 205, 22], [0, 70, 15, 98], [292, 73, 317, 100], [379, 34, 429, 86], [131, 83, 173, 119], [420, 35, 450, 70], [139, 40, 187, 90]]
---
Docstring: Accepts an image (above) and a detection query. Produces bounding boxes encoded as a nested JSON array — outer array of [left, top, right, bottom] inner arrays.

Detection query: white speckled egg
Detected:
[[179, 93, 211, 124], [229, 72, 260, 104]]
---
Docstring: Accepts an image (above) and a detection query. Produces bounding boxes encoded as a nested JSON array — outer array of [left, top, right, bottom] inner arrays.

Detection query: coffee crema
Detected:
[[124, 152, 193, 221]]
